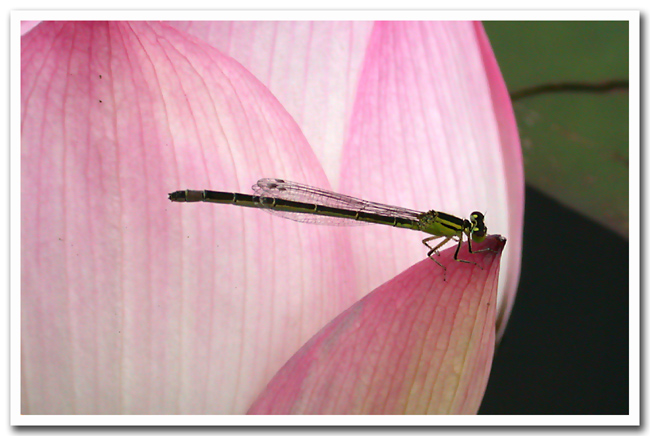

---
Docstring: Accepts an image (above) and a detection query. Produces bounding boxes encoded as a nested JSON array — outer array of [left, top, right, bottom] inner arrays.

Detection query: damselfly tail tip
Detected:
[[169, 190, 205, 202], [168, 191, 186, 202]]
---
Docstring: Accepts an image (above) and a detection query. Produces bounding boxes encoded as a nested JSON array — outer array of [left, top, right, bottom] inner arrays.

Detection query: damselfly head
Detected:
[[469, 211, 487, 242]]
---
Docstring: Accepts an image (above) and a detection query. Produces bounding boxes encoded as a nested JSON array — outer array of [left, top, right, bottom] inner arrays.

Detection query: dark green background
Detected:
[[485, 21, 629, 236], [479, 187, 628, 414], [478, 21, 630, 415]]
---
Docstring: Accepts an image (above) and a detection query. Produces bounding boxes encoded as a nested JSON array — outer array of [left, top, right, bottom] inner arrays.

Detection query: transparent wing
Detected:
[[251, 178, 424, 226]]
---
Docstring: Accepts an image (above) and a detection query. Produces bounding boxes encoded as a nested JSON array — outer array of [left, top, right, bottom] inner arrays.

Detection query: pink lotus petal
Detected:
[[21, 21, 41, 35], [22, 20, 523, 415], [21, 21, 358, 414], [171, 21, 523, 334], [337, 22, 521, 311], [169, 21, 375, 182], [248, 235, 505, 414]]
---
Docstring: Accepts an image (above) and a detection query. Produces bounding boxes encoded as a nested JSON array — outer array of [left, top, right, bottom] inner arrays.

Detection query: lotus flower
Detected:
[[21, 20, 523, 415]]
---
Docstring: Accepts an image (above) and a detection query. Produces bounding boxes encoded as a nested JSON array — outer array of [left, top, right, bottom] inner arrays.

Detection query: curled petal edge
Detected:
[[248, 235, 506, 415]]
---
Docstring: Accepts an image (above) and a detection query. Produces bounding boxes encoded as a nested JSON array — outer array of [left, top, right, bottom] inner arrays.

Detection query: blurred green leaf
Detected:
[[484, 21, 629, 237]]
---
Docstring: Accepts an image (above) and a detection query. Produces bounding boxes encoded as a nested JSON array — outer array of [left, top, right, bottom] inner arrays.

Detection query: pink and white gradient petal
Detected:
[[21, 20, 523, 415], [170, 21, 523, 334], [248, 236, 505, 414], [22, 21, 358, 414]]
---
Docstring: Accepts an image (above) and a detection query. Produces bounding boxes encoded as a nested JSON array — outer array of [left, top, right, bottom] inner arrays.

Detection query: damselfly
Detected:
[[168, 178, 489, 274]]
